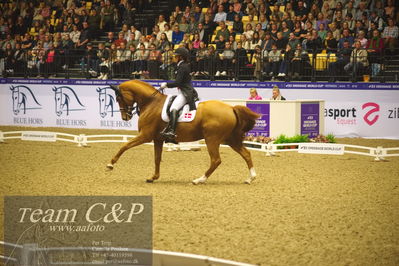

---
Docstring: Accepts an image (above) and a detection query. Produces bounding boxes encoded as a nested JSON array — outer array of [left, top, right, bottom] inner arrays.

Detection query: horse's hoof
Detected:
[[192, 176, 207, 185], [244, 176, 256, 184], [146, 179, 154, 183], [106, 164, 114, 170]]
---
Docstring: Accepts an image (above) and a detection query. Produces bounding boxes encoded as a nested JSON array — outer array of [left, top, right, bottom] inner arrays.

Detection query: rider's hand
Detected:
[[160, 82, 167, 89]]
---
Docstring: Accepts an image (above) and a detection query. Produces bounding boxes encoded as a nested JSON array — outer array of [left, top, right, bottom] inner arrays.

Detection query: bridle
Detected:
[[113, 86, 163, 119]]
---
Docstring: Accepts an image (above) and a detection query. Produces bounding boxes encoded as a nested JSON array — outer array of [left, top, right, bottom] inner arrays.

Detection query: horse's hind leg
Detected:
[[192, 140, 221, 185], [107, 134, 150, 170], [229, 142, 256, 184], [146, 139, 163, 183]]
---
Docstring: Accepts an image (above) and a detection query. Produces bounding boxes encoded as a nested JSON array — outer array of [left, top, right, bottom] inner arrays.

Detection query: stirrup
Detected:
[[161, 131, 178, 144]]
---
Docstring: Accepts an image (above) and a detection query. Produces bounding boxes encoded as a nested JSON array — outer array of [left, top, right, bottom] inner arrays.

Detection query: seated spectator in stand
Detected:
[[114, 32, 127, 48], [367, 29, 385, 77], [157, 14, 167, 32], [172, 25, 184, 45], [129, 25, 142, 42], [157, 33, 171, 52], [21, 33, 34, 51], [317, 23, 328, 41], [264, 43, 282, 80], [113, 42, 130, 77], [147, 43, 162, 79], [338, 29, 355, 49], [353, 20, 367, 36], [369, 11, 384, 32], [316, 13, 328, 32], [290, 43, 310, 79], [215, 35, 227, 50], [242, 23, 254, 42], [248, 88, 262, 100], [355, 30, 368, 48], [127, 32, 138, 47], [215, 42, 235, 77], [382, 18, 398, 55], [163, 24, 173, 42], [178, 16, 189, 33], [194, 41, 208, 76], [240, 34, 251, 50], [215, 21, 230, 42], [275, 32, 288, 51], [186, 15, 198, 34], [11, 43, 26, 76], [232, 14, 244, 34], [214, 5, 227, 23], [294, 1, 308, 22], [344, 40, 368, 76], [203, 15, 217, 43], [271, 86, 286, 100], [280, 21, 291, 40], [328, 40, 352, 82], [287, 32, 300, 50], [248, 30, 261, 49], [324, 31, 338, 53], [261, 32, 275, 51], [192, 33, 201, 49], [193, 6, 204, 23], [43, 44, 57, 78], [97, 42, 110, 79], [136, 43, 149, 75], [226, 5, 237, 23], [253, 45, 263, 79], [26, 49, 38, 77], [104, 31, 115, 46], [82, 42, 99, 77]]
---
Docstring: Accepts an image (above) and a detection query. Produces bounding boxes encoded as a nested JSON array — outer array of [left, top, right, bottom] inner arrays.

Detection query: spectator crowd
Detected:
[[0, 0, 398, 81]]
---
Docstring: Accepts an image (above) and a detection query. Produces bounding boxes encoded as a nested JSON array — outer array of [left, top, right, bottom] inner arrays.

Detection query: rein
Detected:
[[120, 87, 163, 119]]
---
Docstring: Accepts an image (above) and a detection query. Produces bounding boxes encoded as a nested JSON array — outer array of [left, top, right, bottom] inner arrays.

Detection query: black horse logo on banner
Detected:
[[96, 87, 119, 118], [10, 85, 42, 115], [52, 86, 85, 116]]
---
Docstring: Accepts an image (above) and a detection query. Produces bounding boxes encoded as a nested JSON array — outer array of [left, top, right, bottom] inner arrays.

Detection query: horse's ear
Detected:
[[110, 85, 121, 97]]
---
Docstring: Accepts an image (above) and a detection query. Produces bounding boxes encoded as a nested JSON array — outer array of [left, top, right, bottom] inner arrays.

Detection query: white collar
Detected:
[[177, 60, 184, 66]]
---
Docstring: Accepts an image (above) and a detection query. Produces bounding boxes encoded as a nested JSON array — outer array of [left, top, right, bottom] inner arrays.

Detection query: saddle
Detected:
[[161, 95, 200, 123]]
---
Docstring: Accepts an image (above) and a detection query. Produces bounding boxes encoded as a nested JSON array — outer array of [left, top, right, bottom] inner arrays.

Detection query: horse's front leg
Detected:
[[107, 134, 151, 170], [146, 139, 164, 183]]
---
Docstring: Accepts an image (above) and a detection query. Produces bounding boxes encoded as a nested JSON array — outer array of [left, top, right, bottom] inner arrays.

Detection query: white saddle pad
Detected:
[[161, 95, 200, 123]]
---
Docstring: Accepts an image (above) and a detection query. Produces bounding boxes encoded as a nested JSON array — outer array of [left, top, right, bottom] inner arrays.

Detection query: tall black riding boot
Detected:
[[161, 109, 178, 144]]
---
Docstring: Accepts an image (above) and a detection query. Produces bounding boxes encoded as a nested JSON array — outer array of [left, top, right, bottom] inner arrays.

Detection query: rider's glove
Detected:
[[160, 82, 167, 89]]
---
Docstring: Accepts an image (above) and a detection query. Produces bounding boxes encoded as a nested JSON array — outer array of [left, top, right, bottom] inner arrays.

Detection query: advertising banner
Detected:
[[1, 78, 398, 139], [246, 102, 270, 137], [301, 103, 320, 138]]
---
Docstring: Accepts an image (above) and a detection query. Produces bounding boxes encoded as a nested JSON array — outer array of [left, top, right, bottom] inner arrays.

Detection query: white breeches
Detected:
[[170, 91, 187, 111]]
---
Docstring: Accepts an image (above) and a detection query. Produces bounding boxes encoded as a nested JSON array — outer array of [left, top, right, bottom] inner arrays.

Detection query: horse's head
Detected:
[[110, 85, 136, 121]]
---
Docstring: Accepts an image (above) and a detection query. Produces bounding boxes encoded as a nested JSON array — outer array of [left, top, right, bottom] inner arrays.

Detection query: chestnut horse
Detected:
[[107, 80, 260, 184]]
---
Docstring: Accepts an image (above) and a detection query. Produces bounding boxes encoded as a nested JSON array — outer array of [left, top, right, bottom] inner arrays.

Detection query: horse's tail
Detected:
[[232, 105, 260, 135]]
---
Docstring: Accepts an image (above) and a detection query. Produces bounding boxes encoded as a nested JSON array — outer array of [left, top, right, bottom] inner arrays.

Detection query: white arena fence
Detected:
[[1, 130, 399, 161], [0, 241, 254, 266]]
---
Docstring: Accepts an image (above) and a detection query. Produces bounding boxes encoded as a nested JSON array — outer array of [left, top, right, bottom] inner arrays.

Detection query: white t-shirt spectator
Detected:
[[214, 11, 227, 23]]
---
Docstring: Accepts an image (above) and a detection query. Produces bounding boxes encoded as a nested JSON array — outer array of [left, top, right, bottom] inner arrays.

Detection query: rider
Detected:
[[159, 47, 199, 143]]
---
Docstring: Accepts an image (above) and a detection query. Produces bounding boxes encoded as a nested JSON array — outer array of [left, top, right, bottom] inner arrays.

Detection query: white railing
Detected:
[[1, 130, 398, 161], [0, 241, 254, 266]]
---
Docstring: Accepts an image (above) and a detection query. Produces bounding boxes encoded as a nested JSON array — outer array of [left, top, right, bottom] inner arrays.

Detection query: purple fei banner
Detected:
[[246, 102, 270, 137], [301, 103, 320, 137]]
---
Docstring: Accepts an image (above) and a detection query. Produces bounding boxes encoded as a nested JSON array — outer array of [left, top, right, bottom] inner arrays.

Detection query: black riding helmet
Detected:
[[174, 47, 190, 60]]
